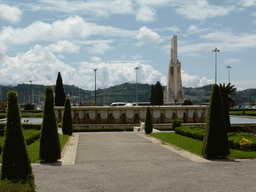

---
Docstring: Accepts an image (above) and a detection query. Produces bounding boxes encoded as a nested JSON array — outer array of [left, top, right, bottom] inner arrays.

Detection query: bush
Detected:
[[145, 107, 153, 134], [24, 104, 34, 110], [202, 84, 230, 159], [1, 91, 34, 182], [62, 98, 73, 135], [183, 100, 193, 105], [239, 138, 252, 151], [40, 87, 61, 162], [175, 126, 205, 141], [172, 118, 181, 131]]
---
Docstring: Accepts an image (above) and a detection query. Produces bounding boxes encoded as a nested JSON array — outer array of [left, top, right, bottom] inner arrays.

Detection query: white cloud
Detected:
[[0, 16, 136, 51], [176, 0, 235, 20], [91, 56, 101, 63], [136, 26, 161, 44], [181, 70, 214, 87], [31, 0, 134, 17], [88, 43, 113, 54], [0, 3, 23, 23], [186, 25, 208, 33], [48, 40, 80, 53], [0, 45, 77, 85], [239, 0, 256, 7], [136, 6, 156, 22], [225, 59, 241, 64], [154, 26, 180, 33]]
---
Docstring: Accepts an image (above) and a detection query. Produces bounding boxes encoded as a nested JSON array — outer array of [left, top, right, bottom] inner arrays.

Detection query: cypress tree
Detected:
[[154, 81, 163, 105], [62, 98, 73, 135], [150, 84, 155, 105], [55, 72, 66, 106], [145, 107, 153, 134], [202, 84, 230, 159], [40, 87, 61, 162], [1, 91, 34, 182]]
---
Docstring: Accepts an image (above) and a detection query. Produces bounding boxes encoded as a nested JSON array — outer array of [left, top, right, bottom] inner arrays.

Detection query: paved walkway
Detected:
[[33, 132, 256, 191]]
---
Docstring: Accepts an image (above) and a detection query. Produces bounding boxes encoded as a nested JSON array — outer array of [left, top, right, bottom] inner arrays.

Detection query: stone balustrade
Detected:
[[55, 105, 208, 124]]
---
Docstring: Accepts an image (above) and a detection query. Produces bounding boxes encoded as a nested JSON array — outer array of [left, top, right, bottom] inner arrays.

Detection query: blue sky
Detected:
[[0, 0, 255, 90]]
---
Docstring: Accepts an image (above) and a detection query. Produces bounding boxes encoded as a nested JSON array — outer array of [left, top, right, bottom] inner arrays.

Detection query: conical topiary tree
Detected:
[[40, 87, 61, 162], [145, 107, 153, 134], [202, 84, 230, 159], [62, 98, 73, 135], [55, 72, 66, 106], [1, 91, 34, 182]]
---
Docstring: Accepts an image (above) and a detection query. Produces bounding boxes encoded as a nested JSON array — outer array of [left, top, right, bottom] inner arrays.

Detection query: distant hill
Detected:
[[0, 83, 255, 106]]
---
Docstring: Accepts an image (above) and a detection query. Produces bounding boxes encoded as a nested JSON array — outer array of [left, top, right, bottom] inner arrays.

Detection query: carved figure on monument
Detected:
[[164, 35, 186, 104]]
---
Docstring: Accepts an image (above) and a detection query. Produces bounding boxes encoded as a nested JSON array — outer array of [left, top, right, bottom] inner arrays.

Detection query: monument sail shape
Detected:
[[164, 35, 186, 104]]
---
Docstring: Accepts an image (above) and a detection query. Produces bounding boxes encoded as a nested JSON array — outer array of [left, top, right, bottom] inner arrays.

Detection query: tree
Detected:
[[150, 84, 155, 105], [55, 72, 66, 106], [218, 83, 236, 132], [145, 107, 153, 134], [1, 91, 34, 182], [62, 98, 73, 135], [183, 100, 193, 105], [40, 87, 61, 162], [202, 84, 230, 159], [151, 81, 163, 105]]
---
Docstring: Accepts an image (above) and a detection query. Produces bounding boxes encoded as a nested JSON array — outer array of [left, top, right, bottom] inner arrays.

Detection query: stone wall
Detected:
[[55, 105, 208, 124]]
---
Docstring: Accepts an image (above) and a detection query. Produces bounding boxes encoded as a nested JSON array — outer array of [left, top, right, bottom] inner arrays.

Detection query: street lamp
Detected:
[[226, 65, 231, 84], [134, 67, 139, 104], [212, 47, 220, 84], [94, 69, 97, 105]]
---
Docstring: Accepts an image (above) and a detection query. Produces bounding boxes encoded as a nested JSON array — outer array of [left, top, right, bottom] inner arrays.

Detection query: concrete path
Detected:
[[33, 132, 256, 192]]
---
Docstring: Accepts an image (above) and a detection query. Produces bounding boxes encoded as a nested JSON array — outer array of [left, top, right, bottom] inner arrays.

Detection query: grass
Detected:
[[150, 132, 256, 159], [0, 179, 35, 192], [0, 134, 70, 163]]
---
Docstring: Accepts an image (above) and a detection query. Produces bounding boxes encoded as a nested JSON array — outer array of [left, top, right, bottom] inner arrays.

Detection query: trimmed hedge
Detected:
[[175, 126, 205, 141], [0, 124, 41, 130], [227, 133, 256, 151]]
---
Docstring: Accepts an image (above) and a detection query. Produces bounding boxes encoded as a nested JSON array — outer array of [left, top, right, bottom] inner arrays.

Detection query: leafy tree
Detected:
[[62, 98, 73, 135], [55, 72, 66, 106], [218, 83, 236, 132], [40, 87, 61, 162], [183, 100, 193, 105], [202, 84, 230, 159], [1, 91, 34, 182], [151, 81, 163, 105], [145, 107, 153, 134]]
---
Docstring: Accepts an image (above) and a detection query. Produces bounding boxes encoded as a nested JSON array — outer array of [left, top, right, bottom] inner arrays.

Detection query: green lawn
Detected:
[[0, 134, 69, 163], [150, 132, 256, 159]]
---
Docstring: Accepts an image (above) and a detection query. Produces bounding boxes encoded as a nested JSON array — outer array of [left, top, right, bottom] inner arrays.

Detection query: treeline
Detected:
[[0, 83, 254, 106]]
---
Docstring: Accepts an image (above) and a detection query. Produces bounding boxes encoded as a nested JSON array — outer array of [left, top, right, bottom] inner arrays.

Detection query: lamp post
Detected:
[[226, 65, 231, 84], [135, 67, 139, 104], [212, 47, 220, 84], [30, 80, 32, 104], [94, 69, 97, 105]]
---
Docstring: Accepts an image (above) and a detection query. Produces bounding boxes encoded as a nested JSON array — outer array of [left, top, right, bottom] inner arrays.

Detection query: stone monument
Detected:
[[164, 35, 186, 104]]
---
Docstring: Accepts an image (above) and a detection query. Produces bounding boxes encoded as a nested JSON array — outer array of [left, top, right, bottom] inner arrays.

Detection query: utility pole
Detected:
[[226, 65, 231, 84], [94, 69, 97, 105], [212, 47, 220, 84]]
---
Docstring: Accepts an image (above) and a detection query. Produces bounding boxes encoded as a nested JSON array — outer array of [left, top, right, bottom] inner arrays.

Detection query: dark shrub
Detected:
[[62, 98, 73, 135], [145, 107, 153, 134], [1, 91, 34, 182], [172, 118, 181, 131], [202, 84, 230, 159], [40, 87, 61, 162], [55, 72, 66, 106], [24, 103, 35, 110], [183, 100, 193, 105]]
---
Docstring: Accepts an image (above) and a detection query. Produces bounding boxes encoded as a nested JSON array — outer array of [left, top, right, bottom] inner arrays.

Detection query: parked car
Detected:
[[110, 102, 126, 107]]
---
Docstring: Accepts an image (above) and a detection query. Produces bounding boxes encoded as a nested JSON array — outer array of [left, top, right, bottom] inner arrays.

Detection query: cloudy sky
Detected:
[[0, 0, 255, 90]]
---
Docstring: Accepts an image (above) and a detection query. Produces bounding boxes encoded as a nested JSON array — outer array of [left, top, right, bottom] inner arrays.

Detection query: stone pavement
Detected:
[[33, 132, 256, 192]]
